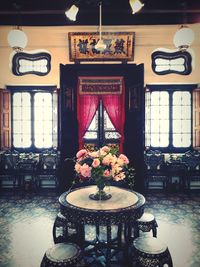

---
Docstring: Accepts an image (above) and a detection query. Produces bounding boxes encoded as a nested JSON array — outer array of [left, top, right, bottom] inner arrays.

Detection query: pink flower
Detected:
[[117, 158, 124, 166], [74, 163, 81, 173], [80, 163, 91, 178], [102, 153, 116, 166], [111, 163, 123, 175], [119, 154, 129, 164], [103, 169, 111, 177], [113, 172, 125, 181], [89, 151, 99, 158], [100, 146, 110, 153], [74, 147, 132, 184], [92, 158, 100, 168], [76, 149, 88, 159]]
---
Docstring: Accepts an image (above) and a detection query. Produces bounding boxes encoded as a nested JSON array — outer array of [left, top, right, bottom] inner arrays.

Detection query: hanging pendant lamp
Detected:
[[173, 25, 195, 50], [7, 26, 28, 52], [65, 4, 79, 21], [129, 0, 144, 14]]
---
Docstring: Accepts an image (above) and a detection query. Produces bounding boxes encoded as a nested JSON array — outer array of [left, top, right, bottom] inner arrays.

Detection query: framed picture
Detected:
[[68, 32, 135, 62]]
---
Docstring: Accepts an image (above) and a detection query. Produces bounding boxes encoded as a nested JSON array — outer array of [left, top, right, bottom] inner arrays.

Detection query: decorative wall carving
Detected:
[[78, 76, 124, 94]]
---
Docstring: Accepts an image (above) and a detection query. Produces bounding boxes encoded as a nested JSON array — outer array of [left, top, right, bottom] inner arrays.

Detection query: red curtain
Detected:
[[77, 94, 99, 148], [77, 78, 125, 152], [102, 90, 125, 153]]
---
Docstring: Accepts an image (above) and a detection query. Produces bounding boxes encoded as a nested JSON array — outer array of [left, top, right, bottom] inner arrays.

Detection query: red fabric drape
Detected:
[[77, 94, 98, 148], [102, 81, 125, 153]]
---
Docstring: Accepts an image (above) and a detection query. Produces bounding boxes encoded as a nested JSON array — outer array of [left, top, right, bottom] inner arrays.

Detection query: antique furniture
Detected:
[[144, 150, 167, 191], [40, 242, 86, 267], [59, 185, 145, 266], [0, 152, 19, 190], [53, 212, 78, 244], [37, 153, 59, 190], [134, 212, 158, 238], [165, 157, 188, 193], [182, 150, 200, 191], [131, 236, 173, 267], [17, 154, 38, 191]]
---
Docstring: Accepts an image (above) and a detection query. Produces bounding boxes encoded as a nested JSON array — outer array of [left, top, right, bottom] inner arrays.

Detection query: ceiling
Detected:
[[0, 0, 200, 26]]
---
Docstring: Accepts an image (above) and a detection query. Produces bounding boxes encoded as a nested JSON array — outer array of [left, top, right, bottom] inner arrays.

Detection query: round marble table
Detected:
[[59, 185, 145, 224], [59, 185, 145, 266]]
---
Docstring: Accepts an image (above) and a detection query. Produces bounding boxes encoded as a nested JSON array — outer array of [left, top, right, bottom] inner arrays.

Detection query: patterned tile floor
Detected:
[[0, 190, 200, 267]]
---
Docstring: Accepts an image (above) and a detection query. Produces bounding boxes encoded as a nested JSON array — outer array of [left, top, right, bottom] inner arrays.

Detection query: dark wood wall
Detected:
[[58, 63, 145, 193]]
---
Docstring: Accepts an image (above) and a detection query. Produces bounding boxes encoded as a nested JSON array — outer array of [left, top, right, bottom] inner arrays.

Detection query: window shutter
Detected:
[[0, 90, 11, 150], [52, 89, 58, 148], [193, 87, 200, 149]]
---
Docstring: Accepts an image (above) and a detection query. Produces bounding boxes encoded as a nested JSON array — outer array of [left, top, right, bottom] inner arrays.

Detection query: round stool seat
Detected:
[[134, 236, 167, 253], [41, 242, 85, 267], [135, 212, 158, 237], [131, 236, 173, 267]]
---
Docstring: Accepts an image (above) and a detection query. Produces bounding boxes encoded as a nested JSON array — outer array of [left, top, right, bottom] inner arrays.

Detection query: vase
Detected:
[[89, 179, 112, 201]]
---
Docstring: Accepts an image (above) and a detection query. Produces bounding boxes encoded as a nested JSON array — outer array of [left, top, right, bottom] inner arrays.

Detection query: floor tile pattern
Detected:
[[0, 190, 200, 267]]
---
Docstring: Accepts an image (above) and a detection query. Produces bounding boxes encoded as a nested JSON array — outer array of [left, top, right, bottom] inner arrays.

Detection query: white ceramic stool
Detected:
[[40, 242, 86, 267], [134, 212, 158, 238], [131, 236, 173, 267]]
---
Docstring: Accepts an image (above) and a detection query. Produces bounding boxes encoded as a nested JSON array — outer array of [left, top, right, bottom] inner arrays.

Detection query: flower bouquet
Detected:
[[74, 146, 135, 200]]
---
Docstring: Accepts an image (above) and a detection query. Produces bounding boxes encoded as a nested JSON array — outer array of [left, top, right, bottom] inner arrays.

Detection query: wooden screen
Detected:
[[193, 87, 200, 149], [0, 90, 11, 150]]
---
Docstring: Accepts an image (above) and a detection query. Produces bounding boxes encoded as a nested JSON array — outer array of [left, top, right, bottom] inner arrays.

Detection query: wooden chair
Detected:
[[144, 150, 167, 191], [0, 152, 19, 190], [182, 150, 200, 191], [37, 152, 59, 190]]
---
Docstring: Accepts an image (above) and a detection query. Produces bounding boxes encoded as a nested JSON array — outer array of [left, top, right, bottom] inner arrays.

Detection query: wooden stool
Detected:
[[131, 236, 173, 267], [53, 212, 78, 244], [134, 212, 158, 238], [40, 242, 86, 267]]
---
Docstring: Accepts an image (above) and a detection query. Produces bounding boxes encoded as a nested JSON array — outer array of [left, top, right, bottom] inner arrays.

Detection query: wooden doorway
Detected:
[[59, 63, 145, 193]]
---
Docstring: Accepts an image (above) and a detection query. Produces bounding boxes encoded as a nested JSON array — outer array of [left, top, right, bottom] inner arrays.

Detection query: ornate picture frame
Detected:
[[12, 52, 51, 76], [151, 50, 192, 75], [68, 32, 135, 62]]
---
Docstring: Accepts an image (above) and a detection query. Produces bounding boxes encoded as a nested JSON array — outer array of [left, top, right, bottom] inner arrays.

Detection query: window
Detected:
[[84, 100, 120, 147], [12, 51, 51, 76], [10, 87, 57, 151], [145, 85, 195, 152]]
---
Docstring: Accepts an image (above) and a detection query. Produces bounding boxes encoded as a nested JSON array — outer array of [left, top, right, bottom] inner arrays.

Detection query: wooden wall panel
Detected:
[[0, 90, 11, 150], [193, 88, 200, 149]]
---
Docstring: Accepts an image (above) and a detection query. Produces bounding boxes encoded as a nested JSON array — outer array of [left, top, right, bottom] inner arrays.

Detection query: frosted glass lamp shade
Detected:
[[129, 0, 144, 14], [95, 39, 106, 52], [173, 26, 195, 50], [65, 5, 79, 21], [7, 29, 28, 51]]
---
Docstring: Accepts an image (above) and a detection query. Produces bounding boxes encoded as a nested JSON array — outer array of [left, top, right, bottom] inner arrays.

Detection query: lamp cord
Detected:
[[99, 1, 102, 40]]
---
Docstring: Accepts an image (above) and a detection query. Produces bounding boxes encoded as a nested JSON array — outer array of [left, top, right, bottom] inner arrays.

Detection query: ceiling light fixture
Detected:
[[129, 0, 144, 14], [65, 4, 79, 21], [95, 1, 106, 52], [173, 25, 194, 50], [7, 26, 28, 52], [7, 3, 28, 52]]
